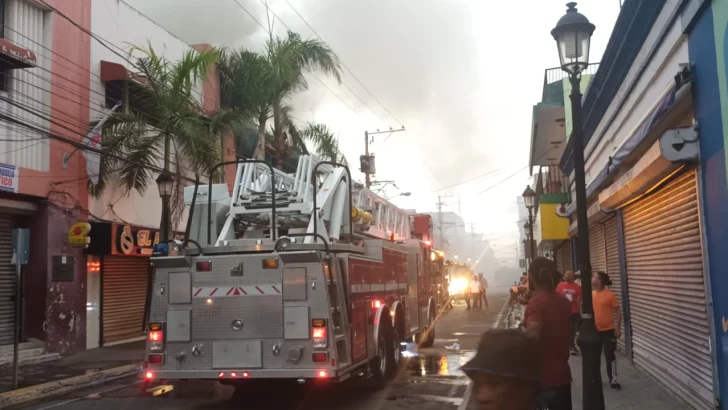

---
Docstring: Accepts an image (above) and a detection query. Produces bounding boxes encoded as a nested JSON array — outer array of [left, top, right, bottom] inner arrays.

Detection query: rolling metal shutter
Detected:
[[622, 169, 713, 409], [604, 216, 625, 352], [561, 240, 573, 273], [554, 241, 573, 275], [0, 216, 15, 346], [589, 223, 607, 273], [102, 256, 151, 345]]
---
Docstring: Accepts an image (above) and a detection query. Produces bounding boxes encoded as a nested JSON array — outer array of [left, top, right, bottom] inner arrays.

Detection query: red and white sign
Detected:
[[0, 163, 18, 193], [193, 285, 282, 298]]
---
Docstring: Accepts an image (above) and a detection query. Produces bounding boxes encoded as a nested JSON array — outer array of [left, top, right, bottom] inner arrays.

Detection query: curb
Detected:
[[0, 362, 142, 408]]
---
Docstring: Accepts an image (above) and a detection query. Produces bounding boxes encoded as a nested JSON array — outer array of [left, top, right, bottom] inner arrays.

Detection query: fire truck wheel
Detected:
[[370, 317, 393, 385], [390, 325, 403, 371], [420, 305, 436, 348]]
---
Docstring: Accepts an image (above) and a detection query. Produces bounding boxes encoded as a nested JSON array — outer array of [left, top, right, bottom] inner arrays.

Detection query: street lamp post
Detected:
[[156, 171, 175, 243], [522, 185, 536, 263], [551, 3, 604, 409]]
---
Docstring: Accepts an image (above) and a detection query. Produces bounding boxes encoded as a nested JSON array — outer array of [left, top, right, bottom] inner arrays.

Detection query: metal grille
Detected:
[[604, 216, 625, 353], [623, 169, 713, 409], [102, 256, 151, 345], [589, 223, 607, 273], [0, 216, 14, 346]]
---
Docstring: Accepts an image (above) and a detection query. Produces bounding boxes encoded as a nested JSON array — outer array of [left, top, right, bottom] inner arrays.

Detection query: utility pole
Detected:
[[469, 222, 476, 262], [361, 127, 405, 188], [436, 195, 452, 250]]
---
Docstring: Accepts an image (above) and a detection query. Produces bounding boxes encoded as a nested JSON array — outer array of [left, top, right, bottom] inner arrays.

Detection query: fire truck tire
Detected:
[[420, 303, 436, 348], [370, 315, 393, 385]]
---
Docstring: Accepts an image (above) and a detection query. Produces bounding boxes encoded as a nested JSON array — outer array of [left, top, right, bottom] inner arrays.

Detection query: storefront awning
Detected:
[[564, 79, 693, 218], [530, 103, 567, 171], [100, 60, 147, 84], [0, 38, 37, 69]]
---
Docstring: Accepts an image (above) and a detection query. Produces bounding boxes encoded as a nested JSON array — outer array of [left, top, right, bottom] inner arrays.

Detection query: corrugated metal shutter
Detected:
[[589, 223, 607, 273], [604, 216, 625, 352], [0, 216, 15, 346], [555, 243, 565, 273], [623, 169, 713, 409], [561, 240, 573, 273], [102, 256, 150, 345]]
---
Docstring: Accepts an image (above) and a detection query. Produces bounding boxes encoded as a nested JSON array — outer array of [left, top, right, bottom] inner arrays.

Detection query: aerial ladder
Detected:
[[208, 155, 412, 247]]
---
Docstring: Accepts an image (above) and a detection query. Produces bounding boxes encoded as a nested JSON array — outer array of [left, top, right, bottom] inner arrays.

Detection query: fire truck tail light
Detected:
[[371, 300, 382, 309], [218, 372, 225, 378], [148, 329, 165, 352], [242, 372, 250, 378], [145, 371, 153, 380], [312, 352, 328, 363], [318, 370, 327, 378], [312, 319, 327, 348], [196, 261, 212, 271], [148, 354, 164, 364], [230, 372, 238, 379]]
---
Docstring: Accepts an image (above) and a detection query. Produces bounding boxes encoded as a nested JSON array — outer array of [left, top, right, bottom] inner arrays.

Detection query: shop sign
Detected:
[[68, 222, 92, 248], [0, 163, 18, 193], [112, 224, 183, 256]]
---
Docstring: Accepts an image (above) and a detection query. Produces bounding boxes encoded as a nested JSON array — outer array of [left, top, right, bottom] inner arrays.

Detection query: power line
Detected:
[[230, 0, 373, 123], [283, 0, 405, 127]]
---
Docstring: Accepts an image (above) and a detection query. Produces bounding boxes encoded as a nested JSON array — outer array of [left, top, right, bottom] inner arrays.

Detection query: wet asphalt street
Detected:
[[10, 292, 509, 410]]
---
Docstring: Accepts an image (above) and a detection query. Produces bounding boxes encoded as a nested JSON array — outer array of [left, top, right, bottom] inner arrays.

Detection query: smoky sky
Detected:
[[122, 0, 619, 240]]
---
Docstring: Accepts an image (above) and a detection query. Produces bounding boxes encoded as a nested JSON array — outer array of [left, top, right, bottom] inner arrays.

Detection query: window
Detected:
[[105, 80, 125, 110]]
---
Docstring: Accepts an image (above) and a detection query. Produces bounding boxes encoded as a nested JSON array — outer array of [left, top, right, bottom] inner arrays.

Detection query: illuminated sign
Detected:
[[68, 222, 92, 248], [112, 224, 183, 256]]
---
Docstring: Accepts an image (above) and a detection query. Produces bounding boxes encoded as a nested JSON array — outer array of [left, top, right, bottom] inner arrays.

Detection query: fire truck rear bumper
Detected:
[[145, 368, 339, 381]]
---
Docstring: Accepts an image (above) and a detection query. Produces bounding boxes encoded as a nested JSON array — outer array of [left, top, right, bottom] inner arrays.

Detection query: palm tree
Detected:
[[91, 44, 247, 226], [300, 122, 346, 164], [219, 31, 342, 166]]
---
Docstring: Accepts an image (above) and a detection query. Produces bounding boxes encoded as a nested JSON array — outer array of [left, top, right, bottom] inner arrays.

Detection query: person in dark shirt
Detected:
[[523, 257, 572, 410], [461, 329, 540, 410]]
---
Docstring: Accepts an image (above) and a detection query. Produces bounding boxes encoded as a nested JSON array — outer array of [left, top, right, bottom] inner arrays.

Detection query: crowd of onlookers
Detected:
[[462, 257, 622, 410]]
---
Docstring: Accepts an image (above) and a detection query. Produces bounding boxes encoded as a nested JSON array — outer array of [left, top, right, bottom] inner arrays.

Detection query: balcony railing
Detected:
[[543, 63, 600, 86], [533, 165, 570, 215]]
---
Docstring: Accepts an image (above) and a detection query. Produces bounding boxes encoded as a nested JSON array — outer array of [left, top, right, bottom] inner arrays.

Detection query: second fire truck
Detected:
[[145, 155, 443, 386]]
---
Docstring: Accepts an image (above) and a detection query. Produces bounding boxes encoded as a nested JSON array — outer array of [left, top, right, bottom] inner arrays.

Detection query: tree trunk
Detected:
[[254, 115, 267, 161]]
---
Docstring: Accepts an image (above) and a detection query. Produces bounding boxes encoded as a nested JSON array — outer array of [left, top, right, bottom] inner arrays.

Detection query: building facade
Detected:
[[0, 0, 94, 356], [0, 0, 235, 358], [553, 0, 728, 408]]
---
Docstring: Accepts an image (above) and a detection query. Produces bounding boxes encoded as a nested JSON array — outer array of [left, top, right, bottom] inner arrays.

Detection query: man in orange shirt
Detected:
[[592, 271, 622, 390]]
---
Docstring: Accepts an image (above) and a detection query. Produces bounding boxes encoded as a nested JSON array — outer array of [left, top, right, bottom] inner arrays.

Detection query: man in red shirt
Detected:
[[556, 270, 582, 356], [523, 257, 572, 410]]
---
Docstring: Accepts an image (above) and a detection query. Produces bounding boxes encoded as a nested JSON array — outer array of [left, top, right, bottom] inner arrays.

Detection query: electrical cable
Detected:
[[283, 0, 405, 128]]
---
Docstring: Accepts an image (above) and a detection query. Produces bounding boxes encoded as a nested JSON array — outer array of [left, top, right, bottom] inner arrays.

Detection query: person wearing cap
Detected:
[[523, 257, 572, 410], [461, 329, 540, 410]]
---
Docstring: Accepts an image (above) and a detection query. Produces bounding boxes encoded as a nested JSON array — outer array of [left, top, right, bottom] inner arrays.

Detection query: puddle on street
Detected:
[[403, 350, 476, 377]]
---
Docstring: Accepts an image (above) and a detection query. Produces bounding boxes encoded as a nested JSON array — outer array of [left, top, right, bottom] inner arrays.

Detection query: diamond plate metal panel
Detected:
[[212, 340, 263, 369], [193, 296, 283, 339]]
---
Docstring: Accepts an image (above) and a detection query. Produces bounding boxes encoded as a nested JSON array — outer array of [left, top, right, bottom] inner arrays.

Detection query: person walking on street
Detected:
[[593, 271, 622, 390], [461, 329, 541, 410], [479, 274, 489, 310], [470, 275, 482, 311], [522, 257, 572, 410], [555, 270, 581, 355]]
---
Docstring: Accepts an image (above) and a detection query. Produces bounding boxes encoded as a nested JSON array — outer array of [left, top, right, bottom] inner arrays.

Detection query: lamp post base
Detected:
[[577, 318, 605, 410]]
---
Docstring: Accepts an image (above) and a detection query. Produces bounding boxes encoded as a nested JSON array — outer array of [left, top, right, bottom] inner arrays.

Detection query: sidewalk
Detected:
[[0, 341, 144, 407], [570, 353, 683, 410]]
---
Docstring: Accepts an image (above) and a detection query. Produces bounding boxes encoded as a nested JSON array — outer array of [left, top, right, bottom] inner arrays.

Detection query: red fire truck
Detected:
[[146, 156, 441, 387]]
